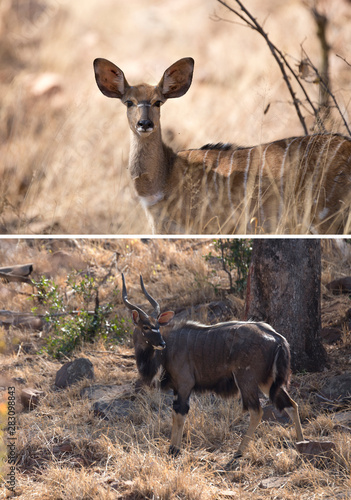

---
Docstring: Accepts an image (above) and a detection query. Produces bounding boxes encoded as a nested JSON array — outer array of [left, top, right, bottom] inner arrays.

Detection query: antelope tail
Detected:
[[269, 342, 292, 408]]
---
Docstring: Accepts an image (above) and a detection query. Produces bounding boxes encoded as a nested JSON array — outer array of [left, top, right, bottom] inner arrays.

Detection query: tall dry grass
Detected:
[[1, 0, 351, 234], [0, 239, 350, 498]]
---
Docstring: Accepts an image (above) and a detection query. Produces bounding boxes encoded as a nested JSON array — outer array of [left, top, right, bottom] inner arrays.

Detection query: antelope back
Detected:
[[150, 134, 351, 234], [94, 57, 350, 235]]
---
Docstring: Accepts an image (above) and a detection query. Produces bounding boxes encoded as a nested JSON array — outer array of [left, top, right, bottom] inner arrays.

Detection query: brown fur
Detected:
[[94, 58, 351, 235], [122, 275, 304, 460]]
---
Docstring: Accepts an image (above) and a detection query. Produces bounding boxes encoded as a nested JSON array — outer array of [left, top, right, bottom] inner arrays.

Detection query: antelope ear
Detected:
[[158, 311, 175, 325], [93, 58, 129, 98], [132, 310, 140, 325], [158, 58, 194, 98]]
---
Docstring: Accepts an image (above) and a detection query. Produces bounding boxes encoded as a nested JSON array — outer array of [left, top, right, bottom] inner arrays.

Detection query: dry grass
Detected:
[[0, 238, 350, 498], [1, 0, 351, 234]]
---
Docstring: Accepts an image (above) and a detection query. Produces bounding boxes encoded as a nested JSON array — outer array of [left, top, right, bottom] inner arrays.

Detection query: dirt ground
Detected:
[[0, 238, 350, 499], [1, 0, 351, 234]]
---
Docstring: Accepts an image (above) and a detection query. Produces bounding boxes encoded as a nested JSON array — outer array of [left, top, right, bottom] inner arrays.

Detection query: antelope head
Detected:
[[122, 273, 174, 350], [93, 57, 194, 137]]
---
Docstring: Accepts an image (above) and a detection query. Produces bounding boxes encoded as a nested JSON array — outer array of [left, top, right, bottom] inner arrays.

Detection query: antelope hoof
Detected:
[[168, 445, 181, 457], [224, 451, 243, 471]]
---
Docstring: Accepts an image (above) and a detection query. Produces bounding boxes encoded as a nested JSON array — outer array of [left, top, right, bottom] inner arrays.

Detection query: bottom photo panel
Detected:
[[0, 238, 350, 499]]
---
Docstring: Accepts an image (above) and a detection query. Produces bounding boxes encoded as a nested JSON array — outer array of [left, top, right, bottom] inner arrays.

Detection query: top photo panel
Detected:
[[2, 0, 351, 235]]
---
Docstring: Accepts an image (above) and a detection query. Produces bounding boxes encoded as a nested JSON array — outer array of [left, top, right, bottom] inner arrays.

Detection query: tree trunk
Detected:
[[245, 239, 327, 372]]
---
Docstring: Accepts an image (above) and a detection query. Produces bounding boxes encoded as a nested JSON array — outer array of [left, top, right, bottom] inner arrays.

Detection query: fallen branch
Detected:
[[0, 263, 34, 284], [0, 264, 33, 276], [0, 309, 95, 318]]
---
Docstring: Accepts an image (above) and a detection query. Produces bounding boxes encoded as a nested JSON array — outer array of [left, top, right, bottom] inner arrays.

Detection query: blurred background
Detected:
[[1, 0, 351, 234]]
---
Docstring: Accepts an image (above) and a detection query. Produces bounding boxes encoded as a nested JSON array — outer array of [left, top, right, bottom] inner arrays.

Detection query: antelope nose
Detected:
[[137, 119, 153, 131], [157, 339, 166, 350]]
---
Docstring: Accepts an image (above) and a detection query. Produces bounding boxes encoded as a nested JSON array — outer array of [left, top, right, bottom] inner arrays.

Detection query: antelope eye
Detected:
[[154, 100, 162, 107], [142, 325, 150, 332], [125, 100, 134, 108]]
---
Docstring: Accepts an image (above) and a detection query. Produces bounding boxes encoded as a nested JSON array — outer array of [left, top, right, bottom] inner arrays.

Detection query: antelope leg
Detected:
[[284, 399, 304, 442], [168, 393, 190, 456], [169, 410, 186, 456], [236, 406, 263, 456]]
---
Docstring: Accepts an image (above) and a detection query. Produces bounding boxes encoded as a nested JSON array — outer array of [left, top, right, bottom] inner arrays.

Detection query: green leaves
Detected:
[[207, 239, 252, 296], [30, 274, 128, 359]]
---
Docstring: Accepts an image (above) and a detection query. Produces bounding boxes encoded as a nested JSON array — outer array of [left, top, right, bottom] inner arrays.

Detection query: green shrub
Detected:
[[206, 239, 252, 296], [31, 274, 128, 359]]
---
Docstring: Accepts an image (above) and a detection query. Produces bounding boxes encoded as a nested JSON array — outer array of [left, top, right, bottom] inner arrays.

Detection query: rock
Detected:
[[52, 442, 73, 454], [321, 299, 351, 329], [49, 250, 86, 272], [217, 489, 238, 497], [86, 383, 173, 421], [296, 440, 335, 460], [93, 399, 135, 420], [82, 383, 137, 421], [333, 423, 351, 434], [321, 374, 351, 401], [259, 476, 288, 489], [12, 377, 26, 385], [326, 491, 351, 499], [332, 411, 351, 433], [20, 388, 44, 409], [80, 383, 135, 401], [55, 358, 95, 388], [326, 277, 351, 294], [262, 404, 290, 424], [333, 410, 351, 426], [320, 327, 343, 344]]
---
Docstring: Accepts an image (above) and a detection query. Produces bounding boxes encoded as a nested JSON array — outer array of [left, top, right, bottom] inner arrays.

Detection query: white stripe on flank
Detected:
[[298, 137, 315, 191], [213, 151, 222, 195], [295, 138, 304, 174], [319, 207, 330, 220], [243, 148, 252, 227], [311, 137, 330, 200], [326, 170, 343, 204], [279, 138, 298, 219], [315, 138, 329, 171], [259, 145, 270, 223], [327, 138, 345, 166], [316, 138, 344, 205], [202, 150, 213, 210], [188, 149, 195, 163], [227, 149, 236, 212], [202, 149, 210, 166]]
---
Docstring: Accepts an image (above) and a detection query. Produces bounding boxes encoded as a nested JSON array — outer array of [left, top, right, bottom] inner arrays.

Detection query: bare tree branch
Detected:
[[217, 0, 309, 134], [301, 47, 351, 136], [336, 54, 351, 68], [215, 0, 351, 134]]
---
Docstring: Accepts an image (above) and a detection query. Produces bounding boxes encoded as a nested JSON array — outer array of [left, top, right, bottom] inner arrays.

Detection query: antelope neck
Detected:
[[129, 128, 169, 202]]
